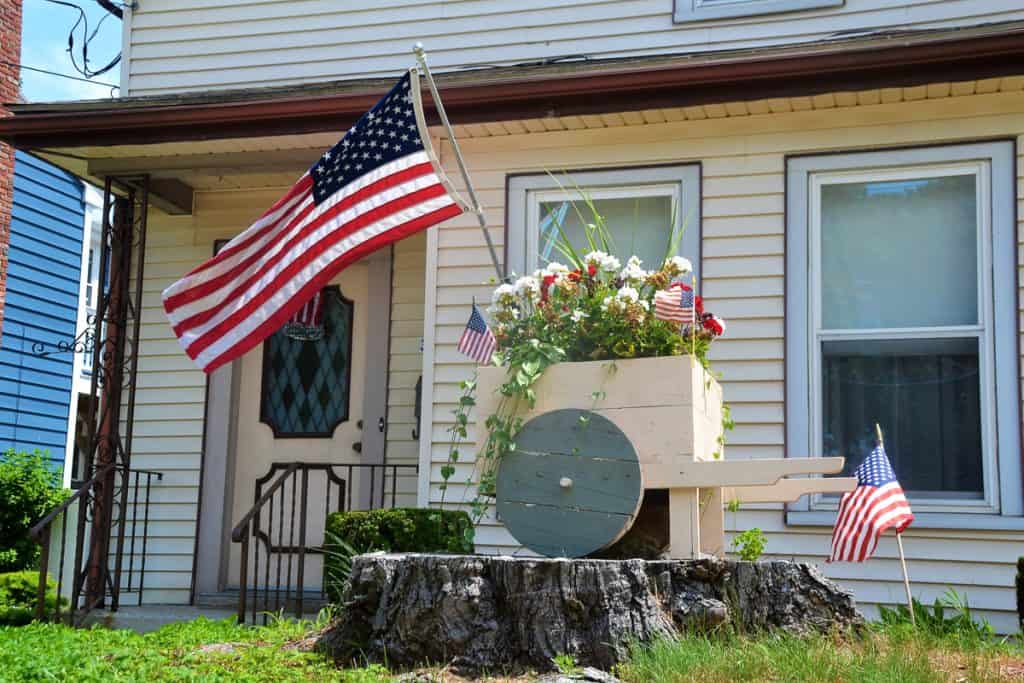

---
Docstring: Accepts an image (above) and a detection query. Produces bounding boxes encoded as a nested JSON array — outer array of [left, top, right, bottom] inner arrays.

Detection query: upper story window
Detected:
[[674, 0, 842, 22], [506, 165, 701, 283], [786, 141, 1021, 526]]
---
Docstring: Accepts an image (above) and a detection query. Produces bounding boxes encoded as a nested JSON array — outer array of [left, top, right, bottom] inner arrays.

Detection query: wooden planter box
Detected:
[[475, 355, 725, 557], [476, 355, 724, 470]]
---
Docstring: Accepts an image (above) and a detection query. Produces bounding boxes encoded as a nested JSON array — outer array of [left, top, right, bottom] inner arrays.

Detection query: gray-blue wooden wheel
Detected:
[[495, 408, 643, 558]]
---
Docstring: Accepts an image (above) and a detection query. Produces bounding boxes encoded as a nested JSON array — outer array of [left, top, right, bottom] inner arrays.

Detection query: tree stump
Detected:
[[318, 553, 863, 672]]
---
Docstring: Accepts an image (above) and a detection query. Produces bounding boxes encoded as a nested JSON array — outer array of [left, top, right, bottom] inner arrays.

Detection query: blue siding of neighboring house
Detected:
[[0, 152, 84, 468]]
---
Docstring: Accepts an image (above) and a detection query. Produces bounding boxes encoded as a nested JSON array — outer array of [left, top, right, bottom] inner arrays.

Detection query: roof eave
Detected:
[[4, 24, 1024, 149]]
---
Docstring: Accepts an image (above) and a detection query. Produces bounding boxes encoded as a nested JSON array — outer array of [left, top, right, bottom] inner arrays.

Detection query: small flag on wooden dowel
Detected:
[[828, 433, 914, 563], [457, 304, 497, 365], [653, 282, 695, 324]]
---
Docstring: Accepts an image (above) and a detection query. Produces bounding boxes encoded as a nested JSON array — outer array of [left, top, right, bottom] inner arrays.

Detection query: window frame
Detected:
[[506, 164, 702, 284], [785, 141, 1022, 528], [673, 0, 842, 23]]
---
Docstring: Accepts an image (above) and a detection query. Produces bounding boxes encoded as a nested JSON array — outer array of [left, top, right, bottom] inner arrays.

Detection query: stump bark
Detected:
[[318, 553, 863, 672]]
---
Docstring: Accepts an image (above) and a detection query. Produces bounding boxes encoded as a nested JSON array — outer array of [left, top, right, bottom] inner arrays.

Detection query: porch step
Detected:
[[196, 589, 329, 617]]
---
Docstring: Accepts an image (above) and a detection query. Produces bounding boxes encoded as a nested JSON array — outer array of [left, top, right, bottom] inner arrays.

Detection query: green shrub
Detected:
[[0, 571, 63, 626], [323, 508, 474, 603], [0, 449, 69, 572]]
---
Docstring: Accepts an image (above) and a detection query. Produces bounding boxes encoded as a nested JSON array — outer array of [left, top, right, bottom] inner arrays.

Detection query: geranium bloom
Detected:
[[583, 250, 621, 272], [615, 286, 640, 304], [619, 256, 648, 283], [513, 275, 540, 299], [702, 313, 726, 336], [664, 255, 693, 275], [491, 283, 517, 307], [570, 309, 588, 322]]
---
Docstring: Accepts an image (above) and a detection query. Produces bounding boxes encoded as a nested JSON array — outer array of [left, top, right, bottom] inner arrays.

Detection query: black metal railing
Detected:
[[231, 462, 417, 624], [31, 464, 163, 625]]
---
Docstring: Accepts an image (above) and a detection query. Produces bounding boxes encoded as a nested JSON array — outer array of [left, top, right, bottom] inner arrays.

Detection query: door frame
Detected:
[[191, 246, 393, 599]]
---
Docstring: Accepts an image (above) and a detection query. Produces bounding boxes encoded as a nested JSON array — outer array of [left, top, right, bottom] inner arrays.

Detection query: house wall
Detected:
[[132, 186, 423, 603], [422, 86, 1024, 633], [0, 152, 84, 468], [119, 0, 1024, 96]]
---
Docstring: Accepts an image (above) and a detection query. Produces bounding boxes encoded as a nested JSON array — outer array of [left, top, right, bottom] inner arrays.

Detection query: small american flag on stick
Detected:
[[654, 283, 695, 325], [457, 305, 497, 365], [829, 442, 914, 563], [162, 70, 466, 373]]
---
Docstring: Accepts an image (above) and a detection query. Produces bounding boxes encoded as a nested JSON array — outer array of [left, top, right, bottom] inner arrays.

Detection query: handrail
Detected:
[[230, 462, 301, 543], [231, 461, 418, 624], [29, 464, 117, 543]]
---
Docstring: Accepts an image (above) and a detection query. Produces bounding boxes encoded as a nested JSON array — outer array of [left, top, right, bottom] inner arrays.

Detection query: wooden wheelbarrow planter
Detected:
[[476, 356, 856, 559]]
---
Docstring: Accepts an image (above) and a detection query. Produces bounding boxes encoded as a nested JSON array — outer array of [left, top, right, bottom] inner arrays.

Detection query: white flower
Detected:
[[513, 275, 540, 299], [665, 255, 693, 275], [619, 255, 648, 283], [570, 309, 588, 323], [543, 262, 570, 277], [600, 295, 614, 311], [583, 250, 621, 272], [615, 286, 640, 304], [491, 283, 516, 306]]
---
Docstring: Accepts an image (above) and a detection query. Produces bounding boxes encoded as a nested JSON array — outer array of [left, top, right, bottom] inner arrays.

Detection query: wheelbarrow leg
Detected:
[[669, 487, 702, 559]]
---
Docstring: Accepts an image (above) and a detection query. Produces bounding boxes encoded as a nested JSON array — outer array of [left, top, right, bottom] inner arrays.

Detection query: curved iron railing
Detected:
[[231, 461, 418, 624]]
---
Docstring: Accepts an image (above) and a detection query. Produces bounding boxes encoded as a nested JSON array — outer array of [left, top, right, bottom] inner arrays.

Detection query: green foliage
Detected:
[[0, 449, 69, 572], [440, 376, 476, 510], [615, 628, 1021, 683], [0, 570, 64, 626], [0, 615, 389, 682], [553, 653, 582, 676], [729, 527, 767, 562], [323, 508, 474, 604], [877, 588, 994, 643], [321, 532, 358, 605]]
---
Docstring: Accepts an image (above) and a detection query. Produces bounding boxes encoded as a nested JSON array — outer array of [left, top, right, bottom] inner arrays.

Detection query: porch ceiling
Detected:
[[32, 74, 1024, 200]]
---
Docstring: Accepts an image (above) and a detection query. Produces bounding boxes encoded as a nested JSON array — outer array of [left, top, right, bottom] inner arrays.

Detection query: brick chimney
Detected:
[[0, 0, 21, 340]]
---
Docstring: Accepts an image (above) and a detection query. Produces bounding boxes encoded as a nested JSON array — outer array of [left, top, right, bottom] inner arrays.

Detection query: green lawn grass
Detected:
[[0, 616, 1021, 681], [0, 615, 387, 682]]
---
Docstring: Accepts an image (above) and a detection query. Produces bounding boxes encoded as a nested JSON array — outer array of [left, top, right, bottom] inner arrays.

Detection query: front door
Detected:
[[223, 249, 391, 592]]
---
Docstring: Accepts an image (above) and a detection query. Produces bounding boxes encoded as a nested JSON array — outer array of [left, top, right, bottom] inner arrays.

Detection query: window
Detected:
[[786, 142, 1021, 527], [674, 0, 842, 23], [506, 165, 701, 283], [260, 287, 354, 438]]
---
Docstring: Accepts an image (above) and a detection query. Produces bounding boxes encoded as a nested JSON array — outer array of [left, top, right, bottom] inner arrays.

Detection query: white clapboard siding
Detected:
[[122, 0, 1024, 95], [423, 87, 1024, 631], [387, 232, 427, 508]]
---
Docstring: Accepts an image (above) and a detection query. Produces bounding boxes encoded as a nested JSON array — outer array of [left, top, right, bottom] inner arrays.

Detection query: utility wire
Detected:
[[4, 60, 118, 88], [38, 0, 122, 79]]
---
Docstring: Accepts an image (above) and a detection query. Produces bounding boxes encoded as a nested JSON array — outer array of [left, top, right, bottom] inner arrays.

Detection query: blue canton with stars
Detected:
[[310, 72, 423, 205], [466, 305, 488, 334], [855, 445, 899, 487]]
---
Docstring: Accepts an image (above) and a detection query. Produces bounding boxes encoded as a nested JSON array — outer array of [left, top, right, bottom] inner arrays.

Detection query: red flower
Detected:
[[587, 264, 598, 277], [695, 295, 704, 317], [702, 313, 725, 336], [540, 274, 557, 302], [568, 269, 582, 282]]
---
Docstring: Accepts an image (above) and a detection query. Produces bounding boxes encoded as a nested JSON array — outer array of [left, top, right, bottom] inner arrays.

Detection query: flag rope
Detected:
[[413, 43, 505, 283]]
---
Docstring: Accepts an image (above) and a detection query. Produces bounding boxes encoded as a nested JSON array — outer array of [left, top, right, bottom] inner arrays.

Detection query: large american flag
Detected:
[[457, 305, 496, 365], [654, 283, 695, 325], [162, 71, 465, 373], [829, 444, 914, 563]]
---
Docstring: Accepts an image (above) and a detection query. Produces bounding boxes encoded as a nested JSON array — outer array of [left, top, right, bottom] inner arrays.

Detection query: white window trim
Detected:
[[507, 165, 702, 283], [785, 141, 1022, 529], [674, 0, 842, 23]]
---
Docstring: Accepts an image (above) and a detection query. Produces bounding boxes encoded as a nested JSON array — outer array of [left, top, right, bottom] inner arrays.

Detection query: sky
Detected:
[[19, 0, 122, 102]]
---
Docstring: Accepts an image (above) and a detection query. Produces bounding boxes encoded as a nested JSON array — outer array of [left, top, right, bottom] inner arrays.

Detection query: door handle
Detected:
[[378, 417, 385, 433]]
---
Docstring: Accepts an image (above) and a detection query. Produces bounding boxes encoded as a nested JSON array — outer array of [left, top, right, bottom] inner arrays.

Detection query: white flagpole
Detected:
[[412, 43, 505, 283], [877, 422, 915, 627]]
